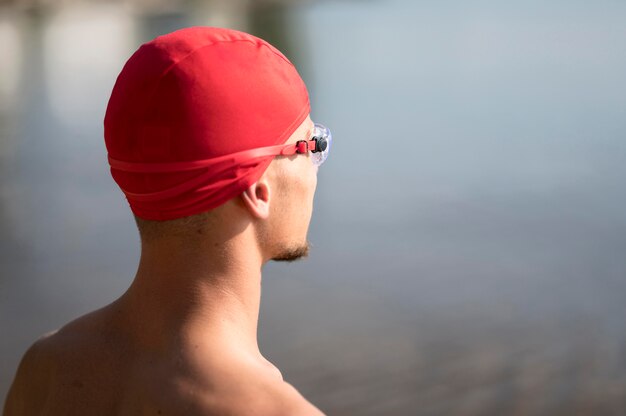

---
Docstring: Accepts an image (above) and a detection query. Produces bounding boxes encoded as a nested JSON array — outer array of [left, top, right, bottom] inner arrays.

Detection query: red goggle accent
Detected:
[[295, 139, 318, 154]]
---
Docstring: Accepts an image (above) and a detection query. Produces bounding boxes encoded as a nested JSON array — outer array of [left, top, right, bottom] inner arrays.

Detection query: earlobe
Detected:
[[241, 180, 271, 219]]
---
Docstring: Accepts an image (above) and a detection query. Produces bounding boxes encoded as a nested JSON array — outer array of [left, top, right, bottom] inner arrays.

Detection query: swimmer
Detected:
[[4, 26, 330, 415]]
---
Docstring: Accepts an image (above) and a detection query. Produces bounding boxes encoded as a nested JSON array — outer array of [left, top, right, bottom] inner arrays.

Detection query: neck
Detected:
[[115, 224, 265, 357]]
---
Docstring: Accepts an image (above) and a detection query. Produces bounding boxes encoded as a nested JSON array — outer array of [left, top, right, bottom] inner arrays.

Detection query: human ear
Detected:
[[240, 179, 271, 219]]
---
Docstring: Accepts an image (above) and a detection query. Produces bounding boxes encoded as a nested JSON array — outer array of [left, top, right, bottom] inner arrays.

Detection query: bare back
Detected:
[[3, 308, 324, 416]]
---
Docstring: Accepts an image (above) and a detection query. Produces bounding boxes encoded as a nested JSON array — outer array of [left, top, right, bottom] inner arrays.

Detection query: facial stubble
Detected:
[[271, 240, 310, 262]]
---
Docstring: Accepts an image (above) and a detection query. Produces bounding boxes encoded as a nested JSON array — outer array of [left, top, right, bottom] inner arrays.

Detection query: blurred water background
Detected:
[[1, 0, 625, 414]]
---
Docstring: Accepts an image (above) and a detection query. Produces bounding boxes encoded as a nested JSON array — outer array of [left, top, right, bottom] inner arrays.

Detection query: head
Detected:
[[105, 27, 326, 263]]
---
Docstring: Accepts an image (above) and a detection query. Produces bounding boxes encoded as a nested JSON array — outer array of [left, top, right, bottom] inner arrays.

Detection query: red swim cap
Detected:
[[104, 26, 310, 221]]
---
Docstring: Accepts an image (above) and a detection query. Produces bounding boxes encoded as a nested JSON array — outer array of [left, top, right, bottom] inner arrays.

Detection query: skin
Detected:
[[3, 115, 325, 416]]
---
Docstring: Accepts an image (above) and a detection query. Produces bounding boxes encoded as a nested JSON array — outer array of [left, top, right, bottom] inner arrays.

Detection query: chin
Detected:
[[271, 241, 310, 262]]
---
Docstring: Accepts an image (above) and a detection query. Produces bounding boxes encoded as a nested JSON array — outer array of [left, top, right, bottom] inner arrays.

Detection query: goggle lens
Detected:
[[310, 123, 332, 167]]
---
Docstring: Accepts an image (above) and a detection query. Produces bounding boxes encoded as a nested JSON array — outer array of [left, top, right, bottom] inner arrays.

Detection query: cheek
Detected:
[[307, 175, 317, 211], [300, 173, 317, 231], [290, 176, 313, 216], [270, 163, 317, 230], [285, 179, 314, 235]]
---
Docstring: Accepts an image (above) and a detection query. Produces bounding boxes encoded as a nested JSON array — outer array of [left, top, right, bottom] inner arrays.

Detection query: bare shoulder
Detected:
[[3, 309, 109, 415], [3, 329, 58, 416], [274, 381, 326, 415], [206, 378, 326, 416]]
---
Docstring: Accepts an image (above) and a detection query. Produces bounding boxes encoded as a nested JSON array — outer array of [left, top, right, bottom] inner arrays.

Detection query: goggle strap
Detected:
[[295, 139, 319, 154], [109, 141, 310, 173]]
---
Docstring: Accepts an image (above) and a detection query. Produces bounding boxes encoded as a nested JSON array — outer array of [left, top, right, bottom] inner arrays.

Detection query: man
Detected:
[[4, 26, 330, 415]]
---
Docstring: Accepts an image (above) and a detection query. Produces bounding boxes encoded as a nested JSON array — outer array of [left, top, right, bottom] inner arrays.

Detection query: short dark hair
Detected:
[[133, 211, 213, 242]]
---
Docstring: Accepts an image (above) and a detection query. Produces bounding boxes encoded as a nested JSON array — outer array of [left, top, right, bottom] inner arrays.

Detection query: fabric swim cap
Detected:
[[104, 26, 310, 221]]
